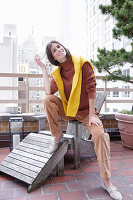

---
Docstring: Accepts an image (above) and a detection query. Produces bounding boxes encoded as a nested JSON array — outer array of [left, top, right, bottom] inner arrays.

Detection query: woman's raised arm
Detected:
[[34, 55, 51, 94]]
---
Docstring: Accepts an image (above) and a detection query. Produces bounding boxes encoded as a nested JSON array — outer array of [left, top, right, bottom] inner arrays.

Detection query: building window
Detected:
[[97, 13, 101, 22], [113, 88, 119, 97], [105, 32, 110, 42], [122, 86, 130, 97], [107, 91, 110, 97], [90, 0, 93, 6], [90, 44, 93, 53], [94, 30, 97, 39], [123, 69, 130, 76], [94, 16, 97, 25], [113, 40, 121, 50], [9, 32, 11, 36], [113, 108, 118, 112], [90, 9, 93, 17], [93, 5, 96, 15], [91, 54, 94, 61], [105, 18, 110, 29], [93, 41, 97, 52], [105, 0, 111, 5], [97, 0, 101, 6], [106, 108, 110, 112], [90, 21, 93, 29], [123, 37, 130, 45], [18, 77, 23, 82], [113, 91, 119, 97], [97, 27, 100, 36]]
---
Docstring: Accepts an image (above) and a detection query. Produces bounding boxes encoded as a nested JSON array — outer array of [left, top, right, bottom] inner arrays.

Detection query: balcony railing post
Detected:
[[26, 75, 29, 113], [104, 80, 107, 112]]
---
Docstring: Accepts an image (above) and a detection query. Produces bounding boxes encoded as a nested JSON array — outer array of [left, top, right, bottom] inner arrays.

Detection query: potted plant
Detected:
[[115, 110, 133, 149]]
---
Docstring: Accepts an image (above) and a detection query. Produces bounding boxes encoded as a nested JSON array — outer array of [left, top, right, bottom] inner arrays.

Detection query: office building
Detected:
[[0, 24, 17, 112], [86, 0, 133, 112]]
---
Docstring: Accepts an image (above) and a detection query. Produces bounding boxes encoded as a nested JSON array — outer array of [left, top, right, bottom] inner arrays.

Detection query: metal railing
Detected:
[[0, 73, 133, 113]]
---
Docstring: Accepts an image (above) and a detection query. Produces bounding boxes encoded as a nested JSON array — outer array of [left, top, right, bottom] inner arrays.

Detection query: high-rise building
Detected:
[[18, 33, 40, 112], [86, 0, 133, 113], [0, 24, 17, 112]]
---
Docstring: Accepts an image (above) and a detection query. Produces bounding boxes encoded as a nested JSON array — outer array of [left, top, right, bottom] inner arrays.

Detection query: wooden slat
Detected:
[[8, 152, 45, 168], [0, 165, 33, 184], [28, 133, 51, 140], [11, 149, 49, 163], [4, 156, 41, 173], [18, 141, 49, 151], [22, 139, 50, 149], [1, 161, 37, 178], [19, 141, 51, 154], [25, 134, 50, 144], [31, 132, 50, 137], [16, 144, 51, 159]]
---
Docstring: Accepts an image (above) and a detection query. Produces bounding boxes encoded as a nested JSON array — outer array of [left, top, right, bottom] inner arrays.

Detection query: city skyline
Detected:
[[0, 0, 61, 45], [0, 0, 85, 47]]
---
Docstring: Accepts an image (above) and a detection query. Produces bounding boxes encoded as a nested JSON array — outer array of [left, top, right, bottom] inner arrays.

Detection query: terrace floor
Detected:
[[0, 140, 133, 200]]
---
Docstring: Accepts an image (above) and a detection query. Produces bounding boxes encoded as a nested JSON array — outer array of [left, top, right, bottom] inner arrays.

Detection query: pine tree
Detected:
[[92, 0, 133, 83]]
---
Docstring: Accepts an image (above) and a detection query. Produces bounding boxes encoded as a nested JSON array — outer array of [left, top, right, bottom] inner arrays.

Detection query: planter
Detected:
[[115, 113, 133, 149]]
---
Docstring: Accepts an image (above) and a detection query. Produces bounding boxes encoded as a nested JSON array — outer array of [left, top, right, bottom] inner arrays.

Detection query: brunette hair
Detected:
[[46, 40, 71, 66]]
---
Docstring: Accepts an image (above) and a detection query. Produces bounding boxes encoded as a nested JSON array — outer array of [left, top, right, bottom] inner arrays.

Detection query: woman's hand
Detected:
[[34, 54, 51, 94], [34, 54, 41, 64], [34, 54, 45, 69], [89, 115, 103, 127]]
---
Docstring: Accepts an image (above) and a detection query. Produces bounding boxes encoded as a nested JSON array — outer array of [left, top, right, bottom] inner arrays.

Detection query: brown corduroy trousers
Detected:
[[44, 94, 111, 179]]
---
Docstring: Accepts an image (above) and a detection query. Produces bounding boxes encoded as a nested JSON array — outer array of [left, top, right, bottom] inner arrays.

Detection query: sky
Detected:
[[0, 0, 61, 44], [0, 0, 87, 56]]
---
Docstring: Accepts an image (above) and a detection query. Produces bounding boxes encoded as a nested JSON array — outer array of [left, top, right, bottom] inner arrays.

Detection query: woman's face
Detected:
[[51, 43, 67, 63]]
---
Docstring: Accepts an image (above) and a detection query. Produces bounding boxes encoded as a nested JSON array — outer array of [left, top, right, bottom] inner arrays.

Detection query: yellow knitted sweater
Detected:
[[51, 55, 95, 117]]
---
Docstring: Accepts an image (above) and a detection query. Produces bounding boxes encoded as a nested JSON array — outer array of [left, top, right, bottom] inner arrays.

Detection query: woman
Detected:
[[34, 40, 122, 200]]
